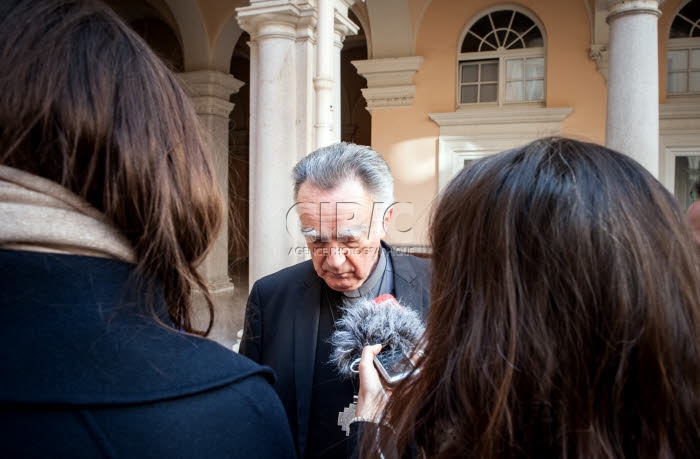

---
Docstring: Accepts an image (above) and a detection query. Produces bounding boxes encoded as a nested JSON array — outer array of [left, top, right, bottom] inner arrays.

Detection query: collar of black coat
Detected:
[[341, 245, 388, 299], [0, 249, 273, 405]]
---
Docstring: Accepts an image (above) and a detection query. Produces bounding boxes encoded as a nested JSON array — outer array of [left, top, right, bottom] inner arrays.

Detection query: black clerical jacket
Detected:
[[240, 242, 431, 457]]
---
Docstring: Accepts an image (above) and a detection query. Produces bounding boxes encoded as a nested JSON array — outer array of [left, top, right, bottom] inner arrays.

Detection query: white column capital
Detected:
[[334, 7, 359, 43], [606, 0, 662, 22], [352, 56, 423, 111], [337, 0, 361, 8], [178, 70, 244, 118], [589, 44, 609, 81], [237, 2, 315, 39]]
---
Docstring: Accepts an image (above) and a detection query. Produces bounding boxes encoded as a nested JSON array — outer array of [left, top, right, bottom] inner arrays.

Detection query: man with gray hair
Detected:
[[240, 143, 430, 458]]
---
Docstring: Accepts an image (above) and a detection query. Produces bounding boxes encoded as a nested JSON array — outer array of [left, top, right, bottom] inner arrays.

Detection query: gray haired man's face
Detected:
[[297, 179, 393, 292]]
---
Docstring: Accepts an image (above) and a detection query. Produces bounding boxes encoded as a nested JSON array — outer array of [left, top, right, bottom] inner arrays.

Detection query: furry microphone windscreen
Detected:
[[329, 294, 425, 378]]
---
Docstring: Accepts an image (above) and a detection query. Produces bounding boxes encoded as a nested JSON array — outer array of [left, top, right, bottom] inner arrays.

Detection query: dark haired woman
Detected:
[[0, 1, 294, 457], [354, 137, 700, 458]]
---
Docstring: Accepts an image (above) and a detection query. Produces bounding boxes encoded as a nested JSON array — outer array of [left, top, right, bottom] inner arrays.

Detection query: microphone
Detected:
[[329, 294, 425, 378]]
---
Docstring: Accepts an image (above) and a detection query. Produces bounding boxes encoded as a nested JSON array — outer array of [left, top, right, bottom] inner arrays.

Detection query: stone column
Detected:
[[315, 0, 335, 148], [333, 1, 359, 144], [605, 0, 662, 176], [179, 70, 244, 346], [238, 4, 314, 287], [333, 24, 343, 144], [236, 1, 359, 287]]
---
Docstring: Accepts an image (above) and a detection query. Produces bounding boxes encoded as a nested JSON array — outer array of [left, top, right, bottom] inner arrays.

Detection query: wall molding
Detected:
[[429, 106, 573, 189], [352, 56, 423, 111]]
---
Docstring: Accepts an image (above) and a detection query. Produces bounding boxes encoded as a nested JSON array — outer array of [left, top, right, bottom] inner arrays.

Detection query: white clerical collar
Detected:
[[342, 246, 387, 299]]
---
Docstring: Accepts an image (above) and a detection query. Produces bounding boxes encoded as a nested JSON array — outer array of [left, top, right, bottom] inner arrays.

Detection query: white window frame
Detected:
[[456, 7, 546, 109], [667, 37, 700, 97], [659, 2, 700, 209], [659, 102, 700, 206], [457, 48, 546, 107], [663, 145, 700, 209], [457, 59, 499, 105], [429, 107, 573, 190]]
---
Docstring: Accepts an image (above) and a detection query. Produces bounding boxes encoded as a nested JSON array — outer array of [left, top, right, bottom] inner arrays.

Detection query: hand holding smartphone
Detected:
[[373, 346, 415, 385]]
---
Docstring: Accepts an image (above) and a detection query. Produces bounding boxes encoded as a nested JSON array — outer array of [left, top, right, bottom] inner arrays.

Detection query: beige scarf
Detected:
[[0, 164, 135, 263]]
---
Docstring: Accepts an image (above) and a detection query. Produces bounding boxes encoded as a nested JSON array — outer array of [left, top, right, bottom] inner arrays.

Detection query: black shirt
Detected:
[[305, 285, 358, 459]]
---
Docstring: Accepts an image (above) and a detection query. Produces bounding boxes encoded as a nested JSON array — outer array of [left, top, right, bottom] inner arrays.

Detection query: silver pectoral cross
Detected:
[[337, 395, 358, 436]]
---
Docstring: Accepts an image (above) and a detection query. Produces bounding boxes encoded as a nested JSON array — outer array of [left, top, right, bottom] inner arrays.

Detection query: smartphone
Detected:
[[373, 347, 414, 384]]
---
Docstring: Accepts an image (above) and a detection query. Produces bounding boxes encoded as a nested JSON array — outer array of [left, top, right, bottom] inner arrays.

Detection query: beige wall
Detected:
[[375, 0, 610, 246], [373, 110, 439, 246]]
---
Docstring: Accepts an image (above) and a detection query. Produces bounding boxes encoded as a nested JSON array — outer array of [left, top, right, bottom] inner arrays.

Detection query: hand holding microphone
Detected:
[[356, 343, 386, 420], [329, 293, 425, 382], [330, 294, 426, 422]]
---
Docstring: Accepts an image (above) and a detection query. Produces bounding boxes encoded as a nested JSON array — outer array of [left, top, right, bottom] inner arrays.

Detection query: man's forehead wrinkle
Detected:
[[300, 223, 369, 240], [296, 207, 365, 218], [298, 209, 368, 224], [295, 198, 371, 211], [337, 224, 368, 236]]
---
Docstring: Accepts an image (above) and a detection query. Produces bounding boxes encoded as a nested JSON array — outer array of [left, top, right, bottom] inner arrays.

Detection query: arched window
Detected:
[[457, 9, 545, 106], [668, 0, 700, 95]]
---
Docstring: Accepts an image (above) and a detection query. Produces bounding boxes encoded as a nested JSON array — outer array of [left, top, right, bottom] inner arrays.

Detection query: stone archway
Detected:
[[106, 0, 251, 347], [341, 10, 371, 145], [228, 32, 251, 317], [104, 0, 184, 71]]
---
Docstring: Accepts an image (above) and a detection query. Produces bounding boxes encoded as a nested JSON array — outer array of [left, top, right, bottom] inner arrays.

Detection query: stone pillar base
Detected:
[[190, 281, 242, 350]]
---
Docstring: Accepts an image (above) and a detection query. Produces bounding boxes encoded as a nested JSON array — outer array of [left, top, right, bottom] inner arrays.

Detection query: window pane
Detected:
[[668, 72, 688, 93], [506, 81, 523, 101], [496, 30, 508, 47], [670, 16, 692, 38], [526, 80, 544, 100], [491, 10, 513, 30], [470, 15, 492, 38], [506, 38, 524, 49], [668, 50, 689, 70], [461, 85, 478, 103], [461, 64, 478, 83], [461, 33, 481, 53], [692, 49, 700, 69], [690, 71, 700, 92], [679, 1, 700, 25], [482, 32, 498, 50], [480, 83, 497, 102], [511, 12, 534, 34], [526, 57, 545, 78], [506, 59, 523, 80], [481, 62, 498, 81], [523, 28, 544, 48]]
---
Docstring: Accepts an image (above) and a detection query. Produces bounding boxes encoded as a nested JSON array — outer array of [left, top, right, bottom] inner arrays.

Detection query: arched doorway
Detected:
[[341, 10, 371, 145], [103, 0, 184, 72], [228, 32, 250, 304]]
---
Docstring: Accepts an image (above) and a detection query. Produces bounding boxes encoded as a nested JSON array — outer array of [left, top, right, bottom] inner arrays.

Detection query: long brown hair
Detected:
[[379, 137, 700, 458], [0, 0, 223, 335]]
